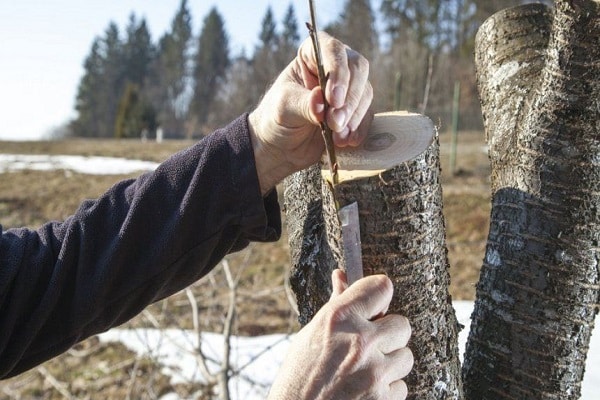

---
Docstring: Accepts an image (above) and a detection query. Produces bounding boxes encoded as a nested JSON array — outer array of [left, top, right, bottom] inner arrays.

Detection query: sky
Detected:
[[0, 0, 344, 141]]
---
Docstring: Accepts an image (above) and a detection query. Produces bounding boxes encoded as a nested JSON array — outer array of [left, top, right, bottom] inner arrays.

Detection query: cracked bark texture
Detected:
[[284, 137, 463, 399], [463, 2, 600, 399]]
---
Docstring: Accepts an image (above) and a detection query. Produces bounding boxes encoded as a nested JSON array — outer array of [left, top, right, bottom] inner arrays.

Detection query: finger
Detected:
[[333, 88, 373, 147], [330, 269, 348, 299], [347, 84, 373, 145], [326, 47, 370, 133], [348, 107, 374, 147], [271, 79, 322, 129], [315, 32, 350, 110], [304, 32, 349, 111], [389, 379, 408, 400], [298, 33, 344, 96], [308, 86, 326, 124], [374, 314, 412, 353], [385, 347, 414, 381], [297, 37, 320, 89], [338, 274, 393, 320]]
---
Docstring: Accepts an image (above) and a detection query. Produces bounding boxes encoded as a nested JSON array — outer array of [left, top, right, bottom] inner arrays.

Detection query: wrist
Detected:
[[248, 112, 294, 196]]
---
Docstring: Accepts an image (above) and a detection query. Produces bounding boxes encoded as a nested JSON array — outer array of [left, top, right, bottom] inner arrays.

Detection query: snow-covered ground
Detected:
[[100, 301, 600, 399], [0, 154, 159, 175]]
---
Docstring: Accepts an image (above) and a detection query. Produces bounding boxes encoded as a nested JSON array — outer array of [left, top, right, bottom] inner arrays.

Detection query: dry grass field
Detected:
[[0, 130, 492, 398]]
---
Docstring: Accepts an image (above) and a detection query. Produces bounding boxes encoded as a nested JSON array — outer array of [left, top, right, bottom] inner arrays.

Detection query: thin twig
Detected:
[[125, 357, 141, 400], [37, 366, 74, 399], [142, 309, 161, 329], [220, 259, 236, 400], [307, 0, 339, 188], [420, 52, 434, 114], [186, 288, 215, 384], [230, 334, 293, 377]]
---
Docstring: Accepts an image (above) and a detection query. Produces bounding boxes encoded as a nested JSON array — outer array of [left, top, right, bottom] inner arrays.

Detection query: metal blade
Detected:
[[339, 202, 363, 285]]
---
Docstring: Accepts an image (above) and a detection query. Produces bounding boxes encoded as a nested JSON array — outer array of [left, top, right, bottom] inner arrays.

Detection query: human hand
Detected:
[[249, 32, 374, 195], [268, 270, 413, 400]]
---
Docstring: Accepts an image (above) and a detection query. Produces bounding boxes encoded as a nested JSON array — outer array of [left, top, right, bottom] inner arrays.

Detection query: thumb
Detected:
[[271, 83, 322, 132], [340, 275, 393, 320], [330, 269, 348, 299], [294, 85, 325, 127]]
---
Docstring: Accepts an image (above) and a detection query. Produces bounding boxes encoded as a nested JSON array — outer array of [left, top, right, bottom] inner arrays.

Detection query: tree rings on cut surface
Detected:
[[322, 111, 435, 183]]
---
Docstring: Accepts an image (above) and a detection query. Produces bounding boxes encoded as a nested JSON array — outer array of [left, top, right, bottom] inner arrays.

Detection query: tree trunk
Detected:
[[463, 2, 600, 399], [284, 113, 464, 399]]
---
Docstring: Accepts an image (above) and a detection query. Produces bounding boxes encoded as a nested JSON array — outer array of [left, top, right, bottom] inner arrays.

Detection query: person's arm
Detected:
[[0, 114, 280, 379]]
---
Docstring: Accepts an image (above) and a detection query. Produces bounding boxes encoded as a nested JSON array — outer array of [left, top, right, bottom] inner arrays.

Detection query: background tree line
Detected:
[[70, 0, 549, 139]]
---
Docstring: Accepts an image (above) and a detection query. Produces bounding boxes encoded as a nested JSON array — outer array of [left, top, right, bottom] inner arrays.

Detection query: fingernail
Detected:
[[332, 85, 346, 108], [332, 109, 346, 130], [315, 102, 325, 114]]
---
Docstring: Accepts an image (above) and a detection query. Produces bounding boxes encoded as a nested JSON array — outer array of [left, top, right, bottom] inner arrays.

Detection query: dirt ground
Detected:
[[0, 130, 491, 398]]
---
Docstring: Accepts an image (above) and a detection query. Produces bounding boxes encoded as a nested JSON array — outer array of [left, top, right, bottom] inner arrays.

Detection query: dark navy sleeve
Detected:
[[0, 114, 281, 379]]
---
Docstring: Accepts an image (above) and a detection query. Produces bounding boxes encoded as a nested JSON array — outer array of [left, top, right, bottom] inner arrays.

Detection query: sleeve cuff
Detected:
[[221, 114, 282, 243]]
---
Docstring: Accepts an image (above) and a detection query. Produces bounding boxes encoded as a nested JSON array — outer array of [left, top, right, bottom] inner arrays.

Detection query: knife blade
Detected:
[[339, 201, 363, 285]]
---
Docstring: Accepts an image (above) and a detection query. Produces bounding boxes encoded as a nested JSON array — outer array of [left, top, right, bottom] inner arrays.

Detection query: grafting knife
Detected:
[[339, 202, 364, 285], [307, 0, 364, 284]]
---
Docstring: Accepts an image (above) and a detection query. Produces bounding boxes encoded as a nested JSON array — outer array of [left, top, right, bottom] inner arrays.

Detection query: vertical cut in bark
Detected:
[[284, 112, 464, 399], [463, 2, 600, 399]]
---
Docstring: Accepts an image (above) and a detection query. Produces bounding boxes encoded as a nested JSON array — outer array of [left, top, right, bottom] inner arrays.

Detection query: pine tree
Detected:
[[72, 22, 124, 137], [151, 0, 193, 138], [279, 3, 300, 64], [251, 6, 282, 98], [123, 14, 155, 87], [72, 38, 104, 137], [190, 7, 230, 134], [380, 0, 452, 50], [259, 6, 278, 51], [333, 0, 378, 60]]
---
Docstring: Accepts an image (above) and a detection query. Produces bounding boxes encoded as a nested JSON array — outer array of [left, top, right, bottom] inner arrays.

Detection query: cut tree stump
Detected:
[[284, 111, 464, 399]]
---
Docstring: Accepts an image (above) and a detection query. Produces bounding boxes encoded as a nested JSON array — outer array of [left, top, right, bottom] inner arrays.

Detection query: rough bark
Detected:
[[463, 2, 600, 399], [284, 130, 463, 398]]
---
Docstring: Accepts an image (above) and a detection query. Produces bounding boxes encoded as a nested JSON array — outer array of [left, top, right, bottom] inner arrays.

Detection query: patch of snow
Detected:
[[99, 302, 599, 399], [0, 154, 159, 175], [98, 329, 291, 400]]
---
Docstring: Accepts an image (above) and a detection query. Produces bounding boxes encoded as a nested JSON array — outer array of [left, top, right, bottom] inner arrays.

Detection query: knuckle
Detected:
[[382, 314, 411, 347], [398, 315, 412, 343], [373, 274, 394, 296], [365, 82, 374, 100], [396, 380, 408, 399], [400, 347, 415, 377], [398, 314, 412, 334], [349, 50, 370, 74]]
